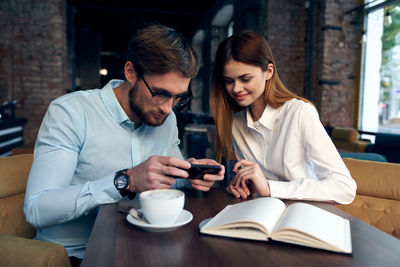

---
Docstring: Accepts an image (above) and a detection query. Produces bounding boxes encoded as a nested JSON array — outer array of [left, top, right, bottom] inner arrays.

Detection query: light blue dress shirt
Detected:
[[24, 80, 187, 258]]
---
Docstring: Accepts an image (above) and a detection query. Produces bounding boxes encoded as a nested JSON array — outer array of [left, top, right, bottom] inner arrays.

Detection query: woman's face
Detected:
[[222, 59, 273, 108]]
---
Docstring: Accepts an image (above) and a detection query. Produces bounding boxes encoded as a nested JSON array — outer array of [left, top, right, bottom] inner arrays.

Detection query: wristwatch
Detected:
[[114, 169, 136, 199]]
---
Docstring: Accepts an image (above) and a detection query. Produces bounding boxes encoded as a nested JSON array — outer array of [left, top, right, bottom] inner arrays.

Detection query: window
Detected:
[[360, 0, 400, 135]]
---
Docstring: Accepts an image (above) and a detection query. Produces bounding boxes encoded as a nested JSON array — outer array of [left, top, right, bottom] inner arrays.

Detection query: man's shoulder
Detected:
[[162, 111, 177, 128], [51, 89, 101, 107]]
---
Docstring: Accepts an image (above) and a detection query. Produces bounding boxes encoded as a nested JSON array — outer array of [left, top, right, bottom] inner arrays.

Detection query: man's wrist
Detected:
[[114, 169, 136, 199], [126, 169, 137, 199]]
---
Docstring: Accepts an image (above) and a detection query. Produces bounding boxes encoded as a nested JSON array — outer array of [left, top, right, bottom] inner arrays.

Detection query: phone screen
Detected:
[[187, 164, 222, 180]]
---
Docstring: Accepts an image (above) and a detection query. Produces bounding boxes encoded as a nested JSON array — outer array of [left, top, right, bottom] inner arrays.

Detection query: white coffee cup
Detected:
[[139, 189, 185, 226]]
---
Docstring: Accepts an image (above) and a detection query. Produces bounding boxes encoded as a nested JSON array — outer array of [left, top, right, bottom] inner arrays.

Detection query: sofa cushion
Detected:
[[338, 158, 400, 239], [0, 192, 35, 238], [0, 235, 71, 267], [332, 140, 370, 152], [0, 154, 35, 238], [338, 195, 400, 239]]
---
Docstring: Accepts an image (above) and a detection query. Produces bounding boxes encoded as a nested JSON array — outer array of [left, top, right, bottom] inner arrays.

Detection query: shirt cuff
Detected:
[[268, 180, 291, 199], [90, 173, 122, 204]]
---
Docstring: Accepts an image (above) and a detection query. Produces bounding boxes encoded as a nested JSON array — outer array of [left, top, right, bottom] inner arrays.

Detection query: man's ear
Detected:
[[265, 63, 274, 80], [124, 61, 137, 85]]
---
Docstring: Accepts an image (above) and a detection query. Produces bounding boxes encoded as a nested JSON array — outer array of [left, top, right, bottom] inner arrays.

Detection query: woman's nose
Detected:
[[232, 82, 243, 94]]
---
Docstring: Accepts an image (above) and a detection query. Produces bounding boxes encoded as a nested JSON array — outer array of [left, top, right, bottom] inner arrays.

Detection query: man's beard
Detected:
[[128, 81, 167, 127]]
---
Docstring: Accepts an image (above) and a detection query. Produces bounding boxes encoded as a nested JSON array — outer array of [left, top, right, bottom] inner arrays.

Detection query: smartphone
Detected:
[[187, 164, 222, 180]]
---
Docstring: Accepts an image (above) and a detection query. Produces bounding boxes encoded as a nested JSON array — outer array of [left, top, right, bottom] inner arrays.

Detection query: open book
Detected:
[[200, 197, 352, 254]]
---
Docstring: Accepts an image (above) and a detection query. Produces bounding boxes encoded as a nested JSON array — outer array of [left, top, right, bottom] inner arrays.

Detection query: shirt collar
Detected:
[[99, 79, 131, 125], [245, 104, 279, 132]]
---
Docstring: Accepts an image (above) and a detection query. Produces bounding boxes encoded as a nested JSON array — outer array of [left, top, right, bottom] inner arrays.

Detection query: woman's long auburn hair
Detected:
[[210, 31, 311, 162]]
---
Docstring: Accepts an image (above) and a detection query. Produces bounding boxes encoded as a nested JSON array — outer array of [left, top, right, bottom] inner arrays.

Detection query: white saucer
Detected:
[[126, 209, 193, 232]]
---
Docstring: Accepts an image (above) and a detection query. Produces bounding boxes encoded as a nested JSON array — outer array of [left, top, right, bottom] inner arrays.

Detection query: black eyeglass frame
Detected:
[[141, 77, 193, 107]]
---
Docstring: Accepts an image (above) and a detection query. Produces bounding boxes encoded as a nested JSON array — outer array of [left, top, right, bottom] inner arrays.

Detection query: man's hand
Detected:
[[126, 155, 190, 192], [187, 158, 225, 191]]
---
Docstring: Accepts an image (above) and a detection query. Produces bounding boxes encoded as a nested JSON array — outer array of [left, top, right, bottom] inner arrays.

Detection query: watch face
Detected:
[[115, 174, 129, 190]]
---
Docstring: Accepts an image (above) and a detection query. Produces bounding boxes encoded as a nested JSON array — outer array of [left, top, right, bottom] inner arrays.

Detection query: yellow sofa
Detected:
[[331, 127, 370, 152], [0, 154, 71, 267], [337, 158, 400, 238]]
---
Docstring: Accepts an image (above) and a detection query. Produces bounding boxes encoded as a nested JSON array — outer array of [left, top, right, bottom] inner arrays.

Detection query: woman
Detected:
[[210, 31, 356, 204]]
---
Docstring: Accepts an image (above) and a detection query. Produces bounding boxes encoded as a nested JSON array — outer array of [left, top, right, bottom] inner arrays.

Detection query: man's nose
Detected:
[[159, 97, 174, 114]]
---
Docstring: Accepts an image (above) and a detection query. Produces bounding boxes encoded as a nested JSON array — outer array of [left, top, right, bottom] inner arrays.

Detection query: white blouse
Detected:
[[231, 99, 356, 204]]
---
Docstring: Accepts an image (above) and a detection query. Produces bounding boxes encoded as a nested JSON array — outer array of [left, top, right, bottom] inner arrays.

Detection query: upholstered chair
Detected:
[[0, 154, 71, 267], [337, 158, 400, 239], [331, 127, 371, 152]]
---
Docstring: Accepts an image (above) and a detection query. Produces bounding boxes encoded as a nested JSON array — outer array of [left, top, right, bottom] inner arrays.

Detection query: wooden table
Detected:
[[82, 189, 400, 267]]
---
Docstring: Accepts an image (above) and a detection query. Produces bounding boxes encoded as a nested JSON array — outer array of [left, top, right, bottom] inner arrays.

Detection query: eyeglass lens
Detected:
[[143, 77, 191, 106]]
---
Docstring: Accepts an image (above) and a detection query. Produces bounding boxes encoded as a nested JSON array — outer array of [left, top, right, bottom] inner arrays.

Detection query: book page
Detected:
[[271, 203, 352, 253], [201, 197, 286, 237]]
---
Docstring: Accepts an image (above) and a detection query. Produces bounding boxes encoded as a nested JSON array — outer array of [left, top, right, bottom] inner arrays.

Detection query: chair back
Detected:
[[366, 132, 400, 163], [0, 154, 35, 238], [332, 127, 359, 142], [331, 127, 370, 152], [338, 158, 400, 238]]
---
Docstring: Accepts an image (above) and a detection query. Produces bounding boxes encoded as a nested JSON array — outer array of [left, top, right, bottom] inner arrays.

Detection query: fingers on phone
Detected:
[[160, 176, 176, 186], [161, 156, 191, 170], [203, 174, 224, 181], [190, 179, 213, 191]]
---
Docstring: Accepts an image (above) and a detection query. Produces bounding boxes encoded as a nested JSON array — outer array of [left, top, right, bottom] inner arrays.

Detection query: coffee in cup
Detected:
[[139, 189, 184, 225]]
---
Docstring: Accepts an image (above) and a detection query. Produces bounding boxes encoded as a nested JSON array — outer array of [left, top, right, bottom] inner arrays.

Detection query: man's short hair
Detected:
[[127, 24, 199, 78]]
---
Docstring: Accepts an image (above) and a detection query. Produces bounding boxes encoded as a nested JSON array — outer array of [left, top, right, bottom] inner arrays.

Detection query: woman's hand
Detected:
[[226, 159, 270, 199]]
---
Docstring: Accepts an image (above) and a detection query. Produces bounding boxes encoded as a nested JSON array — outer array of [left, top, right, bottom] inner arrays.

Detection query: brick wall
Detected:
[[318, 0, 362, 127], [261, 0, 308, 98], [259, 0, 362, 127], [0, 0, 364, 145], [0, 0, 68, 144]]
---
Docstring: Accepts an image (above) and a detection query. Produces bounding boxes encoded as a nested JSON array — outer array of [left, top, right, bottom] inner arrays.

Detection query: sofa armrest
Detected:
[[0, 235, 71, 267]]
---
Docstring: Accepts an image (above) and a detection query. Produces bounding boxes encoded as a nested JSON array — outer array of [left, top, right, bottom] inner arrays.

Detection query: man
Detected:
[[24, 24, 224, 265]]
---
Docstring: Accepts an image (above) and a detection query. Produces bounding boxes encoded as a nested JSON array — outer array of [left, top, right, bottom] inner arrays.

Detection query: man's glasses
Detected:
[[142, 77, 192, 107]]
